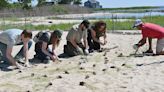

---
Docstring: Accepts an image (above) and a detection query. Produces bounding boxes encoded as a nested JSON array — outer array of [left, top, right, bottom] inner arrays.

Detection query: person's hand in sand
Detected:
[[133, 44, 139, 50], [76, 47, 84, 55], [84, 49, 89, 55], [100, 40, 107, 46], [104, 40, 107, 45], [24, 61, 31, 68]]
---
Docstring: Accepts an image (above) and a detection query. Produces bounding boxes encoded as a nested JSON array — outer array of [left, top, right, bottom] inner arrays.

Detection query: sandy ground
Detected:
[[0, 31, 164, 92]]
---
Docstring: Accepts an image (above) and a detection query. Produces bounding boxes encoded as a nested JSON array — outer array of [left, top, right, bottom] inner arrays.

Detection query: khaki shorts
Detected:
[[156, 38, 164, 53]]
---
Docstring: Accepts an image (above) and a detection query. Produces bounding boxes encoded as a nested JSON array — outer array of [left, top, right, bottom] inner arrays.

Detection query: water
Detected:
[[86, 7, 164, 19], [86, 12, 164, 19]]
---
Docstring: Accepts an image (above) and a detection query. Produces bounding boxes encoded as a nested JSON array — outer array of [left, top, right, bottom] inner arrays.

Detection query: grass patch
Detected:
[[0, 17, 21, 22], [95, 6, 159, 11], [0, 23, 75, 31], [0, 16, 164, 31], [94, 6, 160, 13], [105, 15, 164, 30]]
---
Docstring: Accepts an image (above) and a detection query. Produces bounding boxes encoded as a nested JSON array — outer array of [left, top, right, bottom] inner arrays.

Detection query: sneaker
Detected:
[[143, 50, 154, 56], [42, 60, 52, 64], [15, 58, 25, 64], [89, 49, 94, 53], [8, 66, 18, 70]]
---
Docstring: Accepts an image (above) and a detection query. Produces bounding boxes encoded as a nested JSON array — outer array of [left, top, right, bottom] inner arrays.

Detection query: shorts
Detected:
[[156, 38, 164, 53]]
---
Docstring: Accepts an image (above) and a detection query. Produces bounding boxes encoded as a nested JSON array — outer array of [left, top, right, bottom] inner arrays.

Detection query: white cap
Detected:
[[133, 19, 143, 28]]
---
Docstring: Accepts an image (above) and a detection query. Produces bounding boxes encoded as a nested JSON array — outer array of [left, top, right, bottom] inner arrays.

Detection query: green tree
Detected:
[[73, 0, 82, 5], [21, 0, 32, 10], [0, 0, 9, 9], [58, 0, 73, 4], [37, 0, 46, 6]]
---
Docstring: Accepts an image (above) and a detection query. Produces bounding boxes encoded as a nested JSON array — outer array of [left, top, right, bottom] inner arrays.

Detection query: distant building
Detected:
[[84, 0, 102, 8]]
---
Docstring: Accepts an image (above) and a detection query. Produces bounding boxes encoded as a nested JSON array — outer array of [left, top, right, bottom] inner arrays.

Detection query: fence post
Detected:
[[112, 13, 114, 32], [150, 10, 152, 22]]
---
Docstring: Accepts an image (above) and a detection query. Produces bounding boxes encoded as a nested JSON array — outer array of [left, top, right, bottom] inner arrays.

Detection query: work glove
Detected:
[[76, 47, 84, 55], [84, 49, 89, 55], [133, 44, 139, 50]]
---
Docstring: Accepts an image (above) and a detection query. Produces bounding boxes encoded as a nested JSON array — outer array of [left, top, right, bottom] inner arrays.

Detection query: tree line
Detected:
[[0, 0, 82, 10]]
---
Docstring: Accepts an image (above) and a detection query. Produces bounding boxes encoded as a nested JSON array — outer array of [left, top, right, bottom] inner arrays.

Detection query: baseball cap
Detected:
[[133, 19, 143, 28], [53, 30, 63, 40], [81, 20, 90, 29]]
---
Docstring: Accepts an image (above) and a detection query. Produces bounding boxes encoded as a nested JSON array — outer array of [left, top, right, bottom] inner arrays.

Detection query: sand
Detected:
[[0, 31, 164, 92], [0, 13, 131, 26]]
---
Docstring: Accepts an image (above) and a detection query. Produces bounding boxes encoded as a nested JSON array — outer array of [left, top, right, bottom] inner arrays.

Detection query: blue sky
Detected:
[[82, 0, 164, 8], [10, 0, 164, 8]]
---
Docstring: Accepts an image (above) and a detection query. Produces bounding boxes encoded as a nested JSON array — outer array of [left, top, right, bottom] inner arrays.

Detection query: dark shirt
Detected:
[[90, 25, 105, 38], [35, 32, 51, 51]]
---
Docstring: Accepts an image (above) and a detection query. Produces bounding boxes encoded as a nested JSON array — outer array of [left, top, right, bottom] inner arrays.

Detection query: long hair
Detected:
[[50, 32, 61, 47], [94, 21, 106, 32]]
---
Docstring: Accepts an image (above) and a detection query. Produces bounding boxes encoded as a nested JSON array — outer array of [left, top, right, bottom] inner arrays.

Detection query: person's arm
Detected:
[[83, 30, 88, 49], [42, 42, 55, 61], [23, 41, 29, 63], [52, 44, 59, 60], [103, 32, 107, 45], [6, 47, 17, 66], [137, 37, 147, 47], [91, 29, 104, 45], [83, 39, 88, 49]]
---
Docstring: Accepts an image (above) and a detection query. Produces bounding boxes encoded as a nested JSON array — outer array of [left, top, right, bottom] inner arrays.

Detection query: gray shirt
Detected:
[[0, 29, 23, 48], [66, 24, 87, 43]]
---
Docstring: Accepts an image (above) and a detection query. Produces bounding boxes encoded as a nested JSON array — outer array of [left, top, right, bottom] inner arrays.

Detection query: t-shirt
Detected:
[[39, 32, 51, 44], [141, 23, 164, 39], [0, 29, 23, 48], [66, 24, 88, 43], [90, 25, 106, 38], [35, 32, 51, 51]]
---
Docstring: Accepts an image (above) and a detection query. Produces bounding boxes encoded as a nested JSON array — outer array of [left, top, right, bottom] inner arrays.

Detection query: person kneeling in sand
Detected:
[[64, 20, 90, 56], [87, 21, 107, 53], [33, 30, 62, 63], [0, 29, 32, 69], [133, 19, 164, 55]]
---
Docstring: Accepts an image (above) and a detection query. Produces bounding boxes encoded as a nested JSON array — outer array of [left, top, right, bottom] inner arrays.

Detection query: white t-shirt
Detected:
[[0, 29, 23, 48]]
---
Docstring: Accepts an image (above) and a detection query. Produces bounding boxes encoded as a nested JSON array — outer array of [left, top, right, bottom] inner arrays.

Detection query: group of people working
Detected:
[[0, 20, 107, 69], [0, 19, 164, 69]]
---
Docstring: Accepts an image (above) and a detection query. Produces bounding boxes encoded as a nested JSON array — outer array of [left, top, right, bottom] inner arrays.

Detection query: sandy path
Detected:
[[0, 32, 164, 92]]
